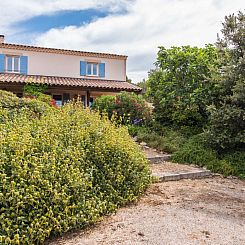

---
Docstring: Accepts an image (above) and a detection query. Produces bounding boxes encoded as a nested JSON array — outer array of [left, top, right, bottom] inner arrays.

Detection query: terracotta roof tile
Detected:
[[0, 43, 127, 60], [0, 73, 142, 92]]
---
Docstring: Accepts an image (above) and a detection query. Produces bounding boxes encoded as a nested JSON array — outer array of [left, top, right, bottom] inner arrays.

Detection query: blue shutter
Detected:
[[0, 54, 5, 72], [7, 57, 12, 71], [80, 61, 87, 76], [99, 63, 105, 78], [20, 56, 28, 74]]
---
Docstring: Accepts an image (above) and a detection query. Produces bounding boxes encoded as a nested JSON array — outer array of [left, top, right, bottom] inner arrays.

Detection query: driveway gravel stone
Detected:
[[46, 176, 245, 245]]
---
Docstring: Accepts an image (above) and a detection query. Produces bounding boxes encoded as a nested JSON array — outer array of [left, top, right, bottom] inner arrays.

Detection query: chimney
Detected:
[[0, 35, 5, 44]]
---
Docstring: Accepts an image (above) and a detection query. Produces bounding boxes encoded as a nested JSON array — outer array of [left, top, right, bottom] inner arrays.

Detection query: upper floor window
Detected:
[[80, 61, 105, 77], [87, 63, 98, 76], [6, 56, 20, 73]]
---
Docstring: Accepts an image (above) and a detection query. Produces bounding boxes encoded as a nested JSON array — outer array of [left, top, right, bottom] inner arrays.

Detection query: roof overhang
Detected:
[[0, 73, 142, 93]]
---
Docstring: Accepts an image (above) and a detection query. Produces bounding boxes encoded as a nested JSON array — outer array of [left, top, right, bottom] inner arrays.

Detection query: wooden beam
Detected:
[[86, 91, 90, 107]]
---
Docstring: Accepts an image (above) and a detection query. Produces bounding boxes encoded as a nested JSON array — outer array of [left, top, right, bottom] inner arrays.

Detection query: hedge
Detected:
[[0, 96, 151, 244], [92, 92, 151, 125], [0, 90, 54, 118]]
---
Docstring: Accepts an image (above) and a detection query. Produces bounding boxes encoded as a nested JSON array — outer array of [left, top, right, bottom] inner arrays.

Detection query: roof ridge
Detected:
[[0, 42, 127, 60]]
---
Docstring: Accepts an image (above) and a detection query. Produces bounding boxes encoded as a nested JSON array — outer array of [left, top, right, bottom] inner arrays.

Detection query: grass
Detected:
[[129, 125, 245, 179], [128, 125, 186, 153], [171, 135, 245, 179]]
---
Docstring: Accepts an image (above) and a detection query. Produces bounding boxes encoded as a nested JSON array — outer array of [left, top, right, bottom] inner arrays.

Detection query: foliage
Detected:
[[0, 90, 54, 118], [0, 101, 151, 244], [205, 11, 245, 151], [91, 95, 115, 117], [136, 79, 151, 101], [23, 83, 57, 106], [147, 45, 220, 127], [172, 134, 245, 178], [129, 125, 186, 153], [92, 92, 151, 125], [23, 83, 48, 96]]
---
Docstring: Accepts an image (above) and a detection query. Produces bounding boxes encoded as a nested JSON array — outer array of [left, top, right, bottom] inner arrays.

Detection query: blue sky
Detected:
[[13, 9, 109, 34], [0, 0, 244, 82]]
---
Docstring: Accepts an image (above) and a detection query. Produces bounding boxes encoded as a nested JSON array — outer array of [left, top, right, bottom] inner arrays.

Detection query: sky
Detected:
[[0, 0, 244, 83]]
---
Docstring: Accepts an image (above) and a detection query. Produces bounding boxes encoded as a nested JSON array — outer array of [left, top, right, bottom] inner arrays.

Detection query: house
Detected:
[[0, 35, 141, 106]]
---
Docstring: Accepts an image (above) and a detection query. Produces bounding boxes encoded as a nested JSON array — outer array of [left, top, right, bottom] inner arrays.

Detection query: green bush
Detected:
[[23, 83, 48, 96], [222, 151, 245, 178], [0, 102, 151, 244], [172, 134, 218, 167], [129, 125, 186, 153], [147, 45, 220, 127], [205, 12, 245, 151], [205, 104, 245, 151], [92, 92, 151, 125], [172, 134, 245, 178], [0, 90, 54, 118]]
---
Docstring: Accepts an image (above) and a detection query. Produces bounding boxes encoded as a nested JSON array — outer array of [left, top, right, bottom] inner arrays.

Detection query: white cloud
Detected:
[[0, 0, 244, 82], [0, 0, 131, 34]]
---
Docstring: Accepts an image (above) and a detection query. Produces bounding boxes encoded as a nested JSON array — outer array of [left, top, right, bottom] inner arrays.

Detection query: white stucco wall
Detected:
[[0, 48, 126, 81]]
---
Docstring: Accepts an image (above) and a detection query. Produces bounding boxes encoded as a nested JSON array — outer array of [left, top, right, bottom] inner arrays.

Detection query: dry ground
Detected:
[[47, 172, 245, 245]]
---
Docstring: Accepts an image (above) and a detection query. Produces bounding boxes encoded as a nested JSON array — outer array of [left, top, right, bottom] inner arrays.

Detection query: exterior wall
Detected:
[[0, 48, 126, 81]]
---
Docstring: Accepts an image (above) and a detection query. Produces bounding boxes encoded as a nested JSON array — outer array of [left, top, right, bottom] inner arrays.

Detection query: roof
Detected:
[[0, 73, 142, 92], [0, 42, 127, 60]]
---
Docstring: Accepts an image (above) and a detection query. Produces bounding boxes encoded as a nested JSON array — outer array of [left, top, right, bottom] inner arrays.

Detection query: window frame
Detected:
[[5, 55, 20, 73], [86, 62, 98, 77]]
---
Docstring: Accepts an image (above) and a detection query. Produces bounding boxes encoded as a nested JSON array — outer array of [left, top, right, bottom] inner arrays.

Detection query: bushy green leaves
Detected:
[[23, 83, 48, 97], [92, 92, 151, 125], [0, 90, 54, 118], [0, 96, 151, 244], [172, 134, 245, 178], [205, 11, 245, 151], [147, 45, 219, 126]]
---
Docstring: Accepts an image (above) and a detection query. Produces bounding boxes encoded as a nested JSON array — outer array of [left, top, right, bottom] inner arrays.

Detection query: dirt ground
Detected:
[[47, 174, 245, 245]]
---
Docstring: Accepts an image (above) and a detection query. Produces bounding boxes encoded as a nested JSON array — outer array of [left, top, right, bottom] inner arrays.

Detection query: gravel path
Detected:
[[46, 175, 245, 245]]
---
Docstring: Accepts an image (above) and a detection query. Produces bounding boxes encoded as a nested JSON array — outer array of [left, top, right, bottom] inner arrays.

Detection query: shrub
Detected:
[[0, 90, 54, 118], [129, 125, 186, 153], [172, 134, 245, 178], [92, 92, 151, 125], [0, 102, 151, 244], [205, 104, 245, 151], [23, 83, 48, 96], [172, 134, 218, 167], [147, 45, 220, 127], [205, 11, 245, 151]]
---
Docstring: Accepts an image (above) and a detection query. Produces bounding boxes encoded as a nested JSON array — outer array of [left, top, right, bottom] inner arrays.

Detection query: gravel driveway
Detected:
[[47, 175, 245, 245]]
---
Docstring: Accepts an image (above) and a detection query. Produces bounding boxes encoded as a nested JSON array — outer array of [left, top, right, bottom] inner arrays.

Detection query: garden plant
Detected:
[[0, 91, 151, 244]]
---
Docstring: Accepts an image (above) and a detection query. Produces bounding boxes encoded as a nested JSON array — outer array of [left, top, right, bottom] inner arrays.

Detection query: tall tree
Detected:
[[147, 45, 219, 126], [206, 11, 245, 151]]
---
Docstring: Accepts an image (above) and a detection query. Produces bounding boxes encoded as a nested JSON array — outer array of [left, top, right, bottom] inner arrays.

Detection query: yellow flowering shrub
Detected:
[[0, 97, 151, 244]]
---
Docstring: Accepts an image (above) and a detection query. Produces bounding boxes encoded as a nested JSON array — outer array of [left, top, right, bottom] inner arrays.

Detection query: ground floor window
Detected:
[[63, 93, 70, 104], [52, 94, 63, 107], [73, 94, 86, 106], [51, 93, 88, 107], [89, 97, 94, 107]]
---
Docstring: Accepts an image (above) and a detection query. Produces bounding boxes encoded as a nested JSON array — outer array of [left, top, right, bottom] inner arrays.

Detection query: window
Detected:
[[52, 94, 63, 107], [89, 97, 94, 107], [6, 56, 20, 72], [87, 63, 98, 76]]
